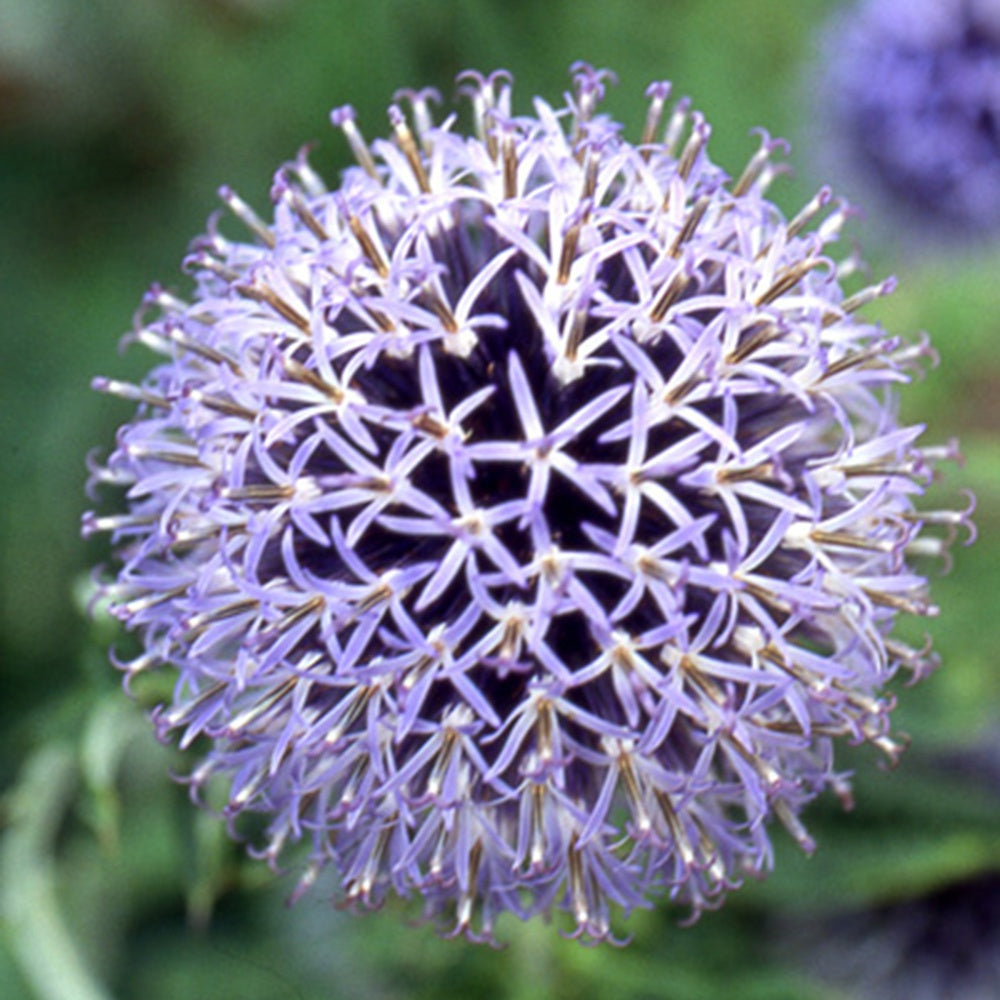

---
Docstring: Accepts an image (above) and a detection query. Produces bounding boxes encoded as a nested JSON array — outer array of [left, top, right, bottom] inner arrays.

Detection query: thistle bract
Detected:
[[823, 0, 1000, 234], [85, 66, 971, 942]]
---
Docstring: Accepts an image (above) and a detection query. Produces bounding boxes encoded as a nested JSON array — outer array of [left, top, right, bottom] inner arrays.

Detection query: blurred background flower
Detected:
[[1, 1, 997, 998], [818, 0, 1000, 243], [780, 728, 1000, 999]]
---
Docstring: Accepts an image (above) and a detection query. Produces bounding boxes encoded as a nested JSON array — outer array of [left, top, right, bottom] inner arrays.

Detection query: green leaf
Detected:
[[0, 747, 114, 1000]]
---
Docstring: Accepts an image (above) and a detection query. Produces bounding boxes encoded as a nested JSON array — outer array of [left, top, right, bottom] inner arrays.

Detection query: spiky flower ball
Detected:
[[823, 0, 1000, 234], [84, 66, 971, 942]]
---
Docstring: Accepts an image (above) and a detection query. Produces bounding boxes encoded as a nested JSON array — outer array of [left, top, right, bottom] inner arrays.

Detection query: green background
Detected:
[[1, 1, 996, 998]]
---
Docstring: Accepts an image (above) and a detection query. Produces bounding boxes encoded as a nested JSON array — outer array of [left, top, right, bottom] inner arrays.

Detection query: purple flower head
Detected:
[[822, 0, 1000, 234], [84, 67, 972, 943]]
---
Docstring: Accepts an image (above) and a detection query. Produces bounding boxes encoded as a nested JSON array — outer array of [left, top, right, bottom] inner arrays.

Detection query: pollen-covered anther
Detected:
[[160, 324, 241, 370], [496, 122, 520, 201], [522, 782, 551, 871], [809, 528, 898, 555], [388, 104, 431, 194], [451, 838, 486, 939], [641, 81, 673, 153], [235, 278, 310, 333], [183, 249, 240, 284], [410, 409, 450, 439], [903, 492, 978, 545], [677, 653, 727, 707], [282, 356, 346, 403], [226, 677, 297, 736], [668, 195, 712, 258], [181, 597, 260, 640], [772, 799, 817, 854], [330, 105, 379, 179], [91, 377, 170, 409], [164, 518, 228, 548], [647, 265, 694, 326], [272, 169, 329, 241], [885, 634, 938, 682], [565, 835, 600, 938], [218, 185, 276, 248], [157, 679, 226, 731], [889, 330, 940, 374], [477, 602, 527, 671], [823, 276, 898, 327], [732, 130, 789, 197], [393, 87, 441, 152], [658, 94, 691, 158], [456, 69, 511, 155], [754, 256, 828, 307], [723, 731, 786, 793], [264, 595, 326, 639], [675, 112, 710, 183], [183, 387, 258, 420], [868, 731, 909, 768], [557, 204, 591, 286], [81, 511, 157, 539], [322, 684, 380, 749], [218, 482, 296, 502], [340, 206, 390, 279], [724, 321, 788, 365], [420, 283, 473, 356], [715, 461, 780, 485], [612, 744, 654, 837], [343, 823, 394, 908], [123, 442, 204, 468]]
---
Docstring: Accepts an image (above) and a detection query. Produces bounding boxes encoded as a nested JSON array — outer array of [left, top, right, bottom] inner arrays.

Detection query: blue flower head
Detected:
[[84, 66, 972, 943], [823, 0, 1000, 234]]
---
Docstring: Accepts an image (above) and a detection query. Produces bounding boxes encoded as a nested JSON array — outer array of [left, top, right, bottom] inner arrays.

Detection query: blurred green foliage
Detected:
[[1, 1, 996, 997]]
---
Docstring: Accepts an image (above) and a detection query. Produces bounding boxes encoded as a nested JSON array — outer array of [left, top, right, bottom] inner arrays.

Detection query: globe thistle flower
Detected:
[[84, 65, 972, 943], [821, 0, 1000, 235]]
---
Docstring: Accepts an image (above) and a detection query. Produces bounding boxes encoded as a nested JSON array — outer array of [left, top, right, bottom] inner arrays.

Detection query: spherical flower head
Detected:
[[822, 0, 1000, 235], [84, 66, 972, 943]]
